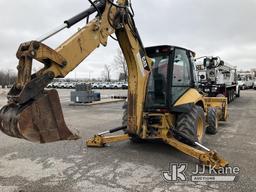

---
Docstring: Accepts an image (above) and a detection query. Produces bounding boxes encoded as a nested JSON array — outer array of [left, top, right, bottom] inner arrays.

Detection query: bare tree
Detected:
[[0, 69, 16, 88], [113, 49, 128, 81], [101, 64, 112, 82]]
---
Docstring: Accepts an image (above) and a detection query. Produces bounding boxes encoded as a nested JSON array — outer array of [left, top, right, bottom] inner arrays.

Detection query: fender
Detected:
[[174, 88, 206, 110]]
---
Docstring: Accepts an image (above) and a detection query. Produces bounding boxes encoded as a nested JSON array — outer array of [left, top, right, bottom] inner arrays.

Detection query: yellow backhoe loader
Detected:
[[0, 0, 228, 169]]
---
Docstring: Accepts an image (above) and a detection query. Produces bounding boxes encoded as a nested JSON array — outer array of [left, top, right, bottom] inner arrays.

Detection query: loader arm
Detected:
[[0, 0, 151, 142]]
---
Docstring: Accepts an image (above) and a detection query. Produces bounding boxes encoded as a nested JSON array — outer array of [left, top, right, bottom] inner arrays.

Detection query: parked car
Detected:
[[92, 82, 100, 89], [122, 82, 128, 89], [47, 81, 75, 89], [253, 81, 256, 90], [66, 82, 76, 89], [98, 82, 111, 89], [237, 75, 254, 90], [52, 82, 61, 88], [109, 82, 123, 89], [47, 82, 54, 88], [238, 79, 253, 90], [58, 82, 66, 89]]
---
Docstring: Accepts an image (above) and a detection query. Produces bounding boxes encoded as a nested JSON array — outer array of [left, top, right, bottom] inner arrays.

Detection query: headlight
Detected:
[[212, 87, 217, 92]]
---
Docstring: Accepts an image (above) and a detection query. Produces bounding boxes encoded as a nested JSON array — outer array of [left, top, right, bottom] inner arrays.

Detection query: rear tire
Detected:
[[122, 101, 143, 143], [236, 87, 240, 97], [206, 107, 218, 134], [231, 89, 235, 101], [175, 105, 206, 146], [227, 90, 231, 103]]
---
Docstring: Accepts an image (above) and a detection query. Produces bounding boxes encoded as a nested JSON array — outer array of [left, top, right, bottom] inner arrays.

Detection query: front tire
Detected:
[[227, 90, 231, 103], [206, 107, 218, 134], [236, 87, 240, 97], [175, 105, 206, 146]]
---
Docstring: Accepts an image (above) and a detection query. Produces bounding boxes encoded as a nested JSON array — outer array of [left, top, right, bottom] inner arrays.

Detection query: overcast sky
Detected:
[[0, 0, 255, 79]]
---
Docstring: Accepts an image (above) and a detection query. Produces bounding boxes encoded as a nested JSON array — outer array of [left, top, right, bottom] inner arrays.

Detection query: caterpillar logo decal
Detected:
[[140, 50, 150, 71], [137, 50, 150, 76]]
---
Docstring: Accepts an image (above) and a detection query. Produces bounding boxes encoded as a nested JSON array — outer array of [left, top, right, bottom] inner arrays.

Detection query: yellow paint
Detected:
[[174, 88, 205, 107]]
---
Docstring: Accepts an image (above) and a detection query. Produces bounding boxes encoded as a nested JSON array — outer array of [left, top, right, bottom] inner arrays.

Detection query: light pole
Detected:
[[7, 69, 10, 87], [89, 71, 93, 81]]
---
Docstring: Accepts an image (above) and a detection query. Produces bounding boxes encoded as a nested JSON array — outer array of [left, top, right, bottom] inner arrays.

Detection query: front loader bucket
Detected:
[[0, 89, 79, 143]]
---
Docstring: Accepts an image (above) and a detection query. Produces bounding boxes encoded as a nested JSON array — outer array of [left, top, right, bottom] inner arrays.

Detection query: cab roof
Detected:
[[145, 45, 196, 57]]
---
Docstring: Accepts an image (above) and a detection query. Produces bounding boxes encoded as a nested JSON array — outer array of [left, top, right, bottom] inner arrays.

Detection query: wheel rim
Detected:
[[197, 116, 204, 142]]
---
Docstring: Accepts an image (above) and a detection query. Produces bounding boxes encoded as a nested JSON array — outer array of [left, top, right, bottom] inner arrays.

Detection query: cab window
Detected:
[[171, 49, 192, 103]]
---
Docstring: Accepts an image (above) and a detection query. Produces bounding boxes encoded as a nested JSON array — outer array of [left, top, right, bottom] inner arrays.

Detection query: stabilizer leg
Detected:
[[163, 136, 228, 169], [86, 125, 129, 147]]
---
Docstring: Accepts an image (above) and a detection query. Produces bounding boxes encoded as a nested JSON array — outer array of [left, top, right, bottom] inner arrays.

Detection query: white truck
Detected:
[[237, 72, 254, 90], [253, 80, 256, 90], [195, 56, 240, 103]]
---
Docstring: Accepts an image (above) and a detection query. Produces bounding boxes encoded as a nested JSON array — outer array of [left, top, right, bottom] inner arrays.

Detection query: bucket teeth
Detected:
[[0, 89, 79, 143]]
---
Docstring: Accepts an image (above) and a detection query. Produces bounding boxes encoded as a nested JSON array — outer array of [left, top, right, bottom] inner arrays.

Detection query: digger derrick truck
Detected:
[[195, 56, 240, 103], [0, 0, 229, 169]]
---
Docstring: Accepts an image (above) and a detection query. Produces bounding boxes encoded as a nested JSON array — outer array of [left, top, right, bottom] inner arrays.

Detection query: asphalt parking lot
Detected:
[[0, 89, 256, 192]]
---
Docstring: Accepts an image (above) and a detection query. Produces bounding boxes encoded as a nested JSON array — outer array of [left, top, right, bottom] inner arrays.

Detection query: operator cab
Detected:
[[145, 45, 196, 111]]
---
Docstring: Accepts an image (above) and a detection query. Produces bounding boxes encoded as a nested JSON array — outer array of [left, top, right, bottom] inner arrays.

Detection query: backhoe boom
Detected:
[[0, 0, 150, 142]]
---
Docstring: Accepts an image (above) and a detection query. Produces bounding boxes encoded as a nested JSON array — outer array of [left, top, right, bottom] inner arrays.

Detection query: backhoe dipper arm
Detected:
[[0, 0, 151, 142]]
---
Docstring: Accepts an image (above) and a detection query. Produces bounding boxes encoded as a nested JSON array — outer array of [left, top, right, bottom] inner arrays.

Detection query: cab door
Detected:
[[170, 48, 193, 105]]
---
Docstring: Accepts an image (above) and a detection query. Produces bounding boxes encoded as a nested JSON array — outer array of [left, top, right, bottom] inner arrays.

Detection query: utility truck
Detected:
[[195, 56, 239, 103]]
